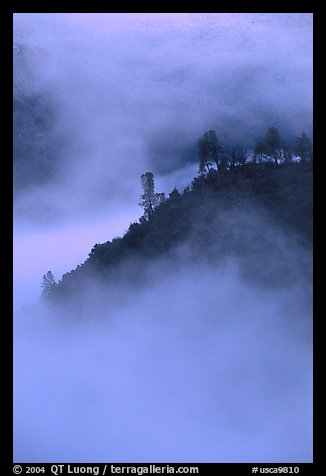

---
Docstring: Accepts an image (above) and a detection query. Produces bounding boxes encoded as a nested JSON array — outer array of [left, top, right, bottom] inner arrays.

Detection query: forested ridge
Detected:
[[46, 149, 312, 304]]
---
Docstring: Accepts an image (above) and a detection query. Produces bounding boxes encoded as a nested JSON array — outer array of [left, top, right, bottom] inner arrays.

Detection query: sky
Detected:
[[13, 13, 313, 463], [13, 12, 313, 309]]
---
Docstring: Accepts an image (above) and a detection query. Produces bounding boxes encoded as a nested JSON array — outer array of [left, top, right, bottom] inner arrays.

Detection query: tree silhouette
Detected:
[[169, 188, 181, 200], [198, 137, 212, 174], [203, 130, 223, 170], [41, 270, 56, 297], [264, 127, 281, 165], [229, 146, 248, 168], [139, 172, 165, 220]]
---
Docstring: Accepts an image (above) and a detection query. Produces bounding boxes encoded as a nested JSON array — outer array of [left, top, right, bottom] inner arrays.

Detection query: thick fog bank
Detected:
[[14, 255, 312, 462]]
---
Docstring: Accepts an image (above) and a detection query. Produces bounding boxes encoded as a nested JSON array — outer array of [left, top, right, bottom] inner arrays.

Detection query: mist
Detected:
[[14, 203, 312, 462], [13, 13, 313, 462], [13, 13, 312, 307], [14, 252, 312, 463]]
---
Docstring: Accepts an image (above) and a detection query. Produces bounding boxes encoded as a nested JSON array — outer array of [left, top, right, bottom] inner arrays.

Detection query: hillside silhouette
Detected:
[[48, 159, 312, 306]]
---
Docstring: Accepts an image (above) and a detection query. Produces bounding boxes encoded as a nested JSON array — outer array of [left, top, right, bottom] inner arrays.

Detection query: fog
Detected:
[[14, 249, 312, 463], [14, 204, 313, 462], [13, 13, 312, 305], [13, 13, 312, 462]]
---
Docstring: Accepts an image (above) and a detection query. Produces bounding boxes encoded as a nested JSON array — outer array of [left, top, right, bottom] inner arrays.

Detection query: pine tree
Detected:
[[41, 270, 56, 297], [139, 172, 165, 220]]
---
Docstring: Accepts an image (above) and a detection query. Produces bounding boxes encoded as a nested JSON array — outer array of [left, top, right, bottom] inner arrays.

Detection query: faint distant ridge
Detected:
[[47, 129, 312, 303]]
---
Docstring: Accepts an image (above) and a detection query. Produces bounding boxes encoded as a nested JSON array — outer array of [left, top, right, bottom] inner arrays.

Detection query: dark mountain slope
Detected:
[[48, 161, 312, 308]]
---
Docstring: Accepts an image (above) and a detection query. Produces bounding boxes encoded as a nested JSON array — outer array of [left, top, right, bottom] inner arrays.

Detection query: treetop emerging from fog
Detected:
[[139, 172, 165, 220], [13, 12, 312, 222]]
